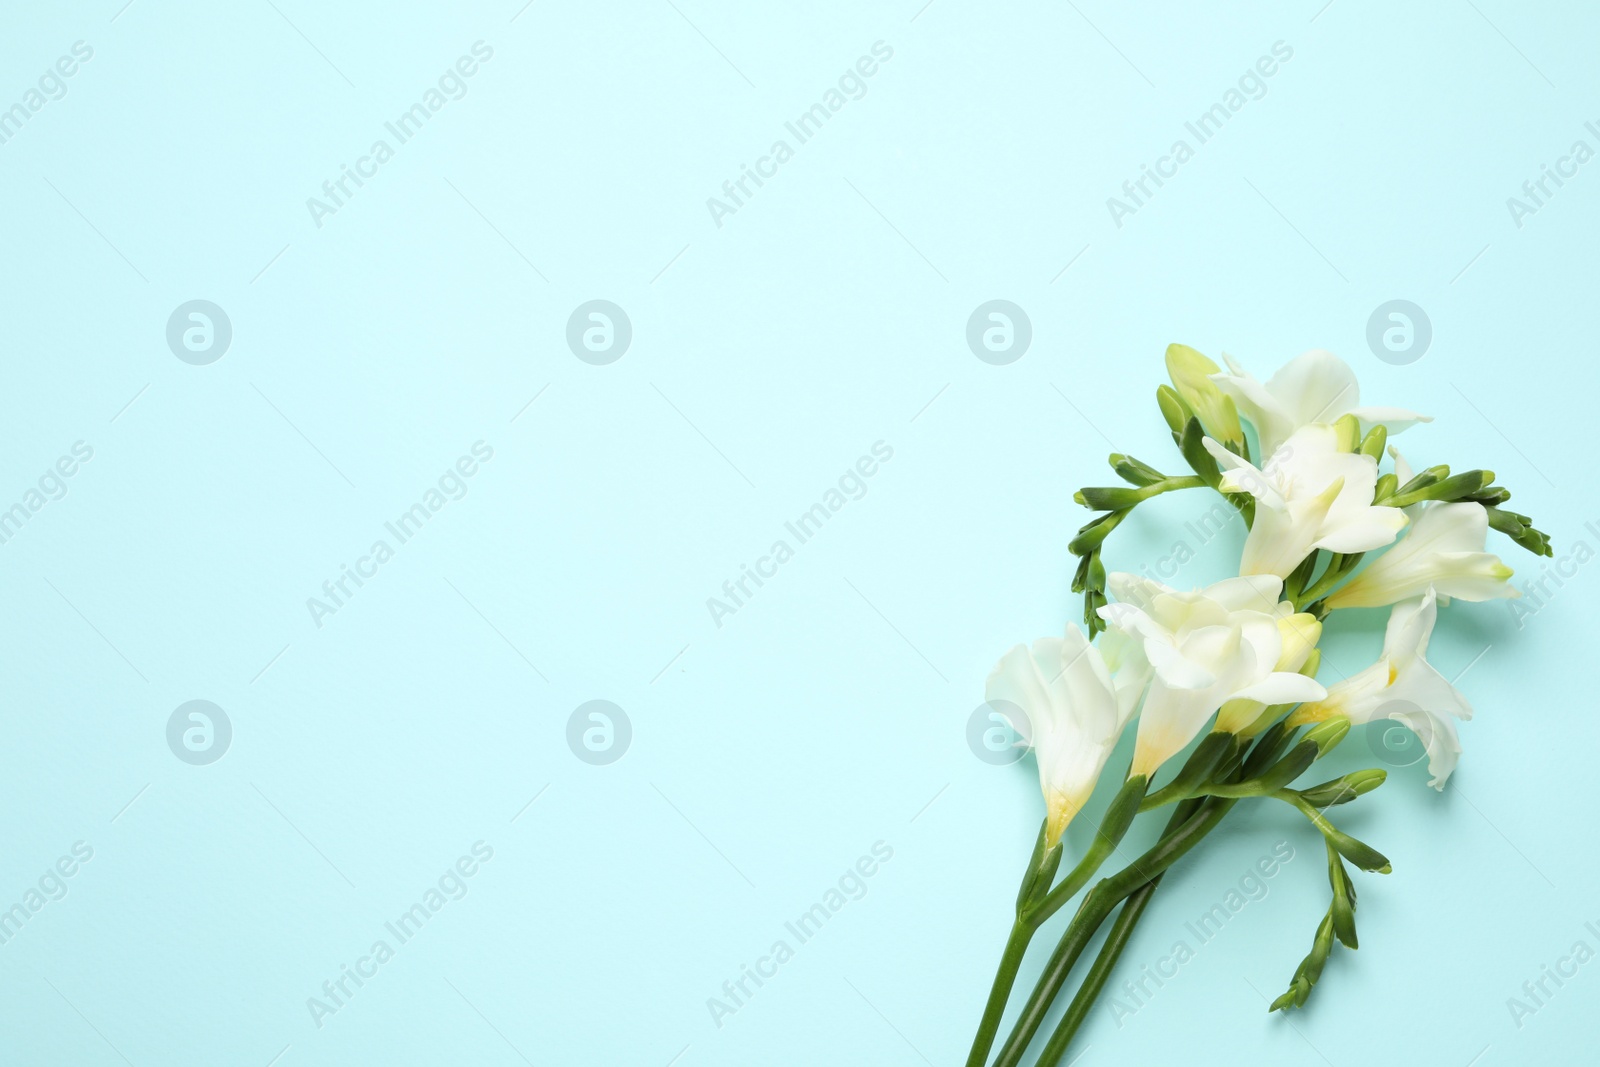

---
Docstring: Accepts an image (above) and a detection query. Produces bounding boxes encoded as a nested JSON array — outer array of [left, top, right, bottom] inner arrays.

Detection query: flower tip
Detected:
[[1043, 791, 1084, 849], [1164, 342, 1219, 374]]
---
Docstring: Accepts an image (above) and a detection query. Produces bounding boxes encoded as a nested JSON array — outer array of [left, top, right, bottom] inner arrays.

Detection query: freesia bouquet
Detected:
[[966, 346, 1551, 1066]]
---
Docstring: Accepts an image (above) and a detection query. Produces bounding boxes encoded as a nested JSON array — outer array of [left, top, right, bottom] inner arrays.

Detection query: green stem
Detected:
[[1294, 552, 1363, 612], [1034, 880, 1161, 1067], [990, 725, 1299, 1066], [1144, 474, 1206, 496], [991, 798, 1235, 1067], [965, 822, 1061, 1067], [1026, 775, 1148, 927], [1136, 733, 1239, 811], [965, 918, 1035, 1067]]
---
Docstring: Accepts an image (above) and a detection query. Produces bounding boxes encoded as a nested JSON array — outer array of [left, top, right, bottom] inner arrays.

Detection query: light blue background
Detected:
[[0, 2, 1594, 1064]]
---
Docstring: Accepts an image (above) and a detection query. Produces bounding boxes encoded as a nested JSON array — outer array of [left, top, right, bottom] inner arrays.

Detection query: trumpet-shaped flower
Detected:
[[1214, 610, 1323, 733], [1097, 574, 1326, 778], [985, 624, 1142, 846], [1292, 589, 1471, 787], [1325, 501, 1517, 609], [1210, 349, 1431, 457], [1204, 425, 1409, 579]]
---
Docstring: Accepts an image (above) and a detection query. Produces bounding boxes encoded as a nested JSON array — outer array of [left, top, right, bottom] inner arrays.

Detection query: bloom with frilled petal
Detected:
[[1204, 425, 1409, 579], [985, 624, 1142, 846], [1325, 500, 1517, 609], [1292, 589, 1471, 787], [1097, 574, 1326, 778], [1214, 609, 1323, 734], [1210, 349, 1431, 457]]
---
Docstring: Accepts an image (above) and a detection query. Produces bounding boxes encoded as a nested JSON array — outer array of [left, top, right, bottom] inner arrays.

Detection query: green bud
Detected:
[[1308, 912, 1335, 980], [1239, 720, 1293, 778], [1087, 552, 1106, 593], [1084, 589, 1108, 634], [1165, 344, 1244, 448], [1491, 511, 1553, 558], [1299, 648, 1322, 678], [1284, 552, 1319, 602], [1161, 732, 1239, 797], [1077, 486, 1147, 510], [1394, 464, 1449, 499], [1157, 384, 1191, 435], [1391, 469, 1495, 507], [1270, 985, 1302, 1013], [1238, 702, 1292, 739], [1250, 741, 1318, 793], [1178, 418, 1222, 487], [1430, 469, 1495, 501], [1327, 828, 1391, 874], [1470, 486, 1512, 507], [1299, 768, 1387, 808], [1097, 774, 1147, 849], [1329, 870, 1359, 949], [1109, 453, 1167, 487], [1071, 552, 1093, 594], [1358, 424, 1387, 462], [1016, 820, 1065, 910], [1333, 414, 1362, 453], [1068, 509, 1127, 555], [1374, 472, 1399, 502], [1273, 912, 1337, 1012], [1303, 717, 1350, 757]]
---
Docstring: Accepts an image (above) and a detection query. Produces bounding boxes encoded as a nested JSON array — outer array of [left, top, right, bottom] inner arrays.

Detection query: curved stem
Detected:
[[1144, 474, 1207, 496]]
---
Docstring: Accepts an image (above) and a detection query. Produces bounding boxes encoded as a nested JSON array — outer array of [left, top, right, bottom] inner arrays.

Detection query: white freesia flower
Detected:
[[1292, 589, 1471, 787], [1203, 425, 1409, 579], [1097, 574, 1326, 778], [1211, 349, 1431, 457], [1325, 501, 1517, 609], [1214, 610, 1323, 734], [985, 624, 1142, 846]]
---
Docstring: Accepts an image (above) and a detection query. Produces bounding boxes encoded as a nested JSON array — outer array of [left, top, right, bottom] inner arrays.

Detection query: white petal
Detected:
[[1348, 405, 1432, 440], [1326, 504, 1514, 609], [1131, 682, 1219, 778], [1212, 357, 1294, 455], [1230, 671, 1327, 706], [1302, 660, 1394, 723], [1381, 590, 1438, 662], [1143, 637, 1218, 690], [985, 644, 1053, 740], [1047, 625, 1121, 744], [1312, 505, 1408, 553], [1201, 575, 1285, 613], [1389, 657, 1475, 725], [1388, 445, 1416, 486], [1105, 572, 1170, 611], [1240, 483, 1323, 578], [1427, 555, 1521, 602], [1266, 349, 1361, 429], [1384, 705, 1463, 789]]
